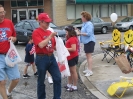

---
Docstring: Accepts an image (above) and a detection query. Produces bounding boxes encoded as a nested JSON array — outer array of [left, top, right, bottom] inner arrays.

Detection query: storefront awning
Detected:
[[76, 0, 133, 4]]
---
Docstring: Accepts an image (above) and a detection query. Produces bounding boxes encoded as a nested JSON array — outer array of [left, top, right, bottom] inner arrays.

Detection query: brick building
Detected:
[[1, 0, 133, 26]]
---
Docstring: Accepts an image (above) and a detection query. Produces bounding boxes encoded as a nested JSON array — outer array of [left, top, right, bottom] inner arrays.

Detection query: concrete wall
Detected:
[[52, 0, 69, 26]]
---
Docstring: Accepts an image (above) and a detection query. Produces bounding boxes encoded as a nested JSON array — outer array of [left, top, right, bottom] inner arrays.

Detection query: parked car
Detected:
[[14, 19, 66, 45], [70, 17, 113, 34], [114, 16, 133, 31]]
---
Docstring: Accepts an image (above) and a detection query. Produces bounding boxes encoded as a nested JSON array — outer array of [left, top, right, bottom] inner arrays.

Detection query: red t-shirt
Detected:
[[32, 28, 56, 54], [65, 37, 79, 60], [0, 19, 16, 53]]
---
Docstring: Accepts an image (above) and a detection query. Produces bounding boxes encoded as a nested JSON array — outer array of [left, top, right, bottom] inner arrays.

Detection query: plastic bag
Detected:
[[55, 36, 70, 62], [55, 56, 70, 77], [5, 40, 22, 67]]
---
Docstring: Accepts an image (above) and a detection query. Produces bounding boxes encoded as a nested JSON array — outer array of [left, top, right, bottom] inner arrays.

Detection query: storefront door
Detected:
[[17, 9, 38, 22], [17, 9, 28, 22], [28, 9, 38, 20]]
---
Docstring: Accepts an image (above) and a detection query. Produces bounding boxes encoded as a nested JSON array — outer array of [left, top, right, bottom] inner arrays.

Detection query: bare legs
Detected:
[[67, 65, 78, 91], [0, 79, 19, 99], [0, 80, 7, 99], [86, 53, 92, 71], [23, 63, 37, 75], [83, 53, 93, 76]]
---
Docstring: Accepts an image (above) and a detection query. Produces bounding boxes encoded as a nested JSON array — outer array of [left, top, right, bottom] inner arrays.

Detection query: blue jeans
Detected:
[[35, 54, 61, 99]]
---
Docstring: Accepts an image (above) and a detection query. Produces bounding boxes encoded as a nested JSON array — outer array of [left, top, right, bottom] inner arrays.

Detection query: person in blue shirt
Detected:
[[75, 11, 96, 77], [23, 36, 38, 78]]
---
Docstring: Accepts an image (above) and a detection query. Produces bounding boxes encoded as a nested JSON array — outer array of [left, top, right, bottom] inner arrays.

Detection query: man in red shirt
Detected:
[[32, 13, 61, 99], [0, 5, 20, 99]]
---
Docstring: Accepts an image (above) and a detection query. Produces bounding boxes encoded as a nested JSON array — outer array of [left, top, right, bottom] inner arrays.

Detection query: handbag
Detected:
[[5, 40, 22, 67], [115, 54, 131, 74]]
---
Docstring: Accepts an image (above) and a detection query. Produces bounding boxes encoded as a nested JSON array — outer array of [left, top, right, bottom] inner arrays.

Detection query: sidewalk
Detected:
[[79, 53, 133, 99]]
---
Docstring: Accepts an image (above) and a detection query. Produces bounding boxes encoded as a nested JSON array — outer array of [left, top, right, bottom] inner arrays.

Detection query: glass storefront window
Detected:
[[12, 10, 17, 24], [17, 1, 27, 7], [11, 0, 17, 7], [28, 0, 37, 6], [38, 0, 43, 6], [0, 1, 4, 6], [38, 9, 44, 14], [11, 0, 43, 7]]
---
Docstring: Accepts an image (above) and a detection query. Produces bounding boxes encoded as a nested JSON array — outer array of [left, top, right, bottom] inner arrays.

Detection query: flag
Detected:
[[30, 45, 35, 55]]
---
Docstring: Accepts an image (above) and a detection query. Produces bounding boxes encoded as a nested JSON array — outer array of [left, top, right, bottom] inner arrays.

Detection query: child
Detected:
[[23, 36, 38, 78], [64, 26, 79, 92]]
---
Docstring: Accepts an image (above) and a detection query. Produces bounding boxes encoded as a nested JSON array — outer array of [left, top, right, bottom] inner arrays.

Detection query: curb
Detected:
[[78, 54, 109, 99]]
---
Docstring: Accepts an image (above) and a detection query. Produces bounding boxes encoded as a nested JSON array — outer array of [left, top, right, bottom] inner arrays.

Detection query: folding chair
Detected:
[[99, 29, 121, 63], [107, 76, 133, 98], [124, 30, 133, 67], [110, 30, 133, 65]]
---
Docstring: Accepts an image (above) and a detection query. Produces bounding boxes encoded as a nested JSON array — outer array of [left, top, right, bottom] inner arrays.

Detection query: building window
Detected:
[[38, 0, 43, 6], [11, 0, 17, 7], [122, 4, 127, 16], [76, 5, 83, 19], [11, 0, 43, 7], [109, 5, 115, 17], [115, 5, 121, 16], [38, 9, 44, 14], [92, 5, 99, 17], [84, 5, 92, 16], [0, 1, 4, 6], [101, 5, 108, 17], [67, 5, 75, 19], [17, 0, 27, 7], [67, 4, 128, 19]]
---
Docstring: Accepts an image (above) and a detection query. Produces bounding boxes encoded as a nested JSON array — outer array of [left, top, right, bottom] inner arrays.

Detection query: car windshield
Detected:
[[121, 17, 133, 22], [71, 19, 82, 24], [91, 17, 103, 23], [32, 21, 57, 29]]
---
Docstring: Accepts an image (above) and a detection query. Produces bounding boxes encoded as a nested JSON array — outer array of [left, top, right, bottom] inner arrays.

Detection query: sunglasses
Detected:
[[65, 26, 74, 31]]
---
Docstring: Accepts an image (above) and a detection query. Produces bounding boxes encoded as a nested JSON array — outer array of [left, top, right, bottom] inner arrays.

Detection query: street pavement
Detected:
[[1, 33, 133, 99], [79, 54, 133, 99], [0, 43, 99, 99]]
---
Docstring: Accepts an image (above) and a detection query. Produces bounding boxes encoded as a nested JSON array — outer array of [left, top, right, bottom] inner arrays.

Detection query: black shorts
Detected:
[[68, 56, 78, 67], [84, 41, 95, 53]]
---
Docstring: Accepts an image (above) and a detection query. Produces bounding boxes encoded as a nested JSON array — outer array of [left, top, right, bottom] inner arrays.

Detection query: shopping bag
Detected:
[[58, 62, 66, 72], [55, 36, 70, 62], [5, 40, 22, 67], [55, 56, 70, 77], [115, 54, 131, 74]]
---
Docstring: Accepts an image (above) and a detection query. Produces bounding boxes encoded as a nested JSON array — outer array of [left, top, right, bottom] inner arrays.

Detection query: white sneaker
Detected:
[[48, 77, 53, 84], [83, 70, 89, 74], [6, 89, 12, 97], [84, 71, 93, 77]]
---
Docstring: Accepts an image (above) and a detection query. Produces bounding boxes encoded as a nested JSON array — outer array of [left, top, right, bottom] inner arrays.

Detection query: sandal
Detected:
[[67, 87, 78, 92], [64, 85, 69, 89]]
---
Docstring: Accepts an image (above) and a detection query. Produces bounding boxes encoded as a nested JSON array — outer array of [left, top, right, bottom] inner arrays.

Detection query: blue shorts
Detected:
[[0, 54, 20, 81], [84, 41, 95, 53]]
